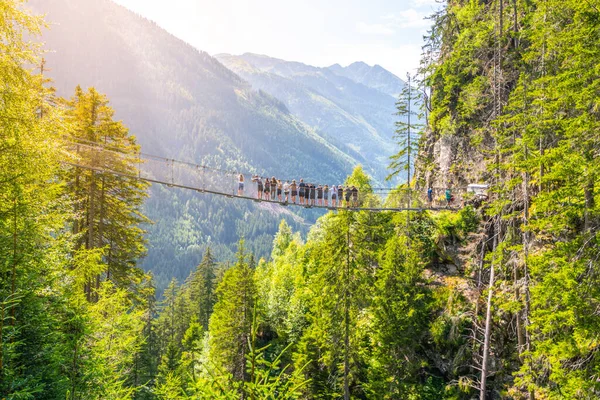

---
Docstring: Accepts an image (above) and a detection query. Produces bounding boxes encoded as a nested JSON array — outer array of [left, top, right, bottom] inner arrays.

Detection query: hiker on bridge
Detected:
[[253, 175, 263, 199], [352, 186, 359, 207], [283, 180, 290, 202], [324, 184, 329, 206], [290, 180, 297, 204], [331, 185, 338, 207], [264, 177, 270, 200], [344, 186, 352, 207], [427, 187, 433, 204], [238, 174, 245, 196], [277, 179, 283, 202], [299, 179, 306, 205], [309, 183, 316, 206], [270, 177, 277, 200], [445, 188, 454, 206], [317, 184, 323, 206]]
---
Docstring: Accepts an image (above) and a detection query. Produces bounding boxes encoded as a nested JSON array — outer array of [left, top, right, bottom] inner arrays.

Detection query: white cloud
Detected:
[[356, 21, 396, 36]]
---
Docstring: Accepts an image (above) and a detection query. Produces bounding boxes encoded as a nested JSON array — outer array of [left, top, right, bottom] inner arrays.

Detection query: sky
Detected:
[[112, 0, 443, 78]]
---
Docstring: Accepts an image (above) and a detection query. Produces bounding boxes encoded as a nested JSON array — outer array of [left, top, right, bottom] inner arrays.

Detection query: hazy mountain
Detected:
[[328, 61, 406, 98], [28, 0, 351, 291], [216, 53, 404, 184]]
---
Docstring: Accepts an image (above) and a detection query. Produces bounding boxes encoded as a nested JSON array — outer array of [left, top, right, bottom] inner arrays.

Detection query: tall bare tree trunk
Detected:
[[11, 197, 17, 325], [344, 221, 351, 400], [480, 219, 499, 400], [86, 170, 95, 302]]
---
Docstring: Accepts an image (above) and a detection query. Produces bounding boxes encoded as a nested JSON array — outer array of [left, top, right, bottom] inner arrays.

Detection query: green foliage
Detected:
[[422, 0, 600, 397], [187, 248, 216, 330], [63, 85, 150, 296], [388, 75, 423, 183], [208, 240, 256, 380], [365, 234, 434, 398], [7, 0, 600, 398]]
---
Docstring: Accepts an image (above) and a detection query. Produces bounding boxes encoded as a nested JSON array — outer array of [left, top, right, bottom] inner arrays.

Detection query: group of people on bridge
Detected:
[[238, 175, 360, 208], [234, 174, 468, 210]]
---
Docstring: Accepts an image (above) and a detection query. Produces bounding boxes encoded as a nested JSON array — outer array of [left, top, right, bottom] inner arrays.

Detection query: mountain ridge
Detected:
[[217, 52, 405, 184]]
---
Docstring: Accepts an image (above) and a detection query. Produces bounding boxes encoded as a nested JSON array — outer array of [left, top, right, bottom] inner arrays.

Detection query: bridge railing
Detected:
[[65, 140, 467, 211]]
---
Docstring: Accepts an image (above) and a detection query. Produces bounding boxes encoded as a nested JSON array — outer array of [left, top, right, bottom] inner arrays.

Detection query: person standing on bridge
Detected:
[[238, 174, 245, 196], [283, 180, 290, 202], [352, 186, 359, 207], [445, 187, 453, 206], [427, 187, 433, 204], [344, 186, 351, 207], [331, 185, 337, 207], [264, 177, 270, 200], [299, 179, 306, 205], [253, 175, 263, 200], [271, 177, 277, 201], [317, 184, 323, 206], [277, 180, 283, 202], [324, 184, 329, 206], [290, 180, 297, 204], [337, 185, 344, 207]]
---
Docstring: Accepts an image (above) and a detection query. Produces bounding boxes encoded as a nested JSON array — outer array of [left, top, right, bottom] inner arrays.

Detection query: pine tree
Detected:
[[64, 86, 150, 299], [131, 274, 159, 396], [294, 167, 384, 399], [208, 240, 256, 382], [155, 278, 185, 375], [188, 247, 216, 330], [366, 234, 434, 397], [387, 74, 423, 185]]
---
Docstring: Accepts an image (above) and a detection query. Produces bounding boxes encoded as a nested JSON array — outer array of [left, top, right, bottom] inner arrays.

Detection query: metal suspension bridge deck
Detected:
[[63, 139, 466, 213]]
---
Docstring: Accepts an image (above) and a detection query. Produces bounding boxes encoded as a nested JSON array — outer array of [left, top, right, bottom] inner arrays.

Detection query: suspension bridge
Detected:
[[63, 139, 474, 212]]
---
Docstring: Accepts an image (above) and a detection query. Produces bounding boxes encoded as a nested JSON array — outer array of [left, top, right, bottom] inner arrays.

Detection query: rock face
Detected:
[[415, 129, 491, 190]]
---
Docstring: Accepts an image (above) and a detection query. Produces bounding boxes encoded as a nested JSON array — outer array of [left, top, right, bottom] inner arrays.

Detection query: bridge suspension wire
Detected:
[[61, 139, 466, 212]]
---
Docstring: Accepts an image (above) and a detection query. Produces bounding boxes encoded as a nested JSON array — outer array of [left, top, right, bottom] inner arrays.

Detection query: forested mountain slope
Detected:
[[412, 0, 600, 398], [216, 53, 404, 183], [28, 0, 354, 291]]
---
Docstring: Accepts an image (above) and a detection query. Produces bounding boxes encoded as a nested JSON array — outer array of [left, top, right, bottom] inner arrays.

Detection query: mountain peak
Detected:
[[327, 61, 404, 97], [348, 61, 370, 68]]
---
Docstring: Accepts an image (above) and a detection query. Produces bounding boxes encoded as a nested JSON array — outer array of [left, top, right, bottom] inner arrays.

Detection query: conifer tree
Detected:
[[188, 247, 216, 330], [388, 74, 422, 184], [131, 275, 159, 396], [366, 234, 433, 397], [208, 240, 256, 381], [64, 86, 149, 299], [0, 1, 73, 396], [155, 277, 186, 378]]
